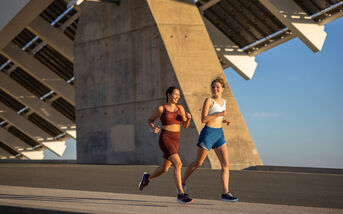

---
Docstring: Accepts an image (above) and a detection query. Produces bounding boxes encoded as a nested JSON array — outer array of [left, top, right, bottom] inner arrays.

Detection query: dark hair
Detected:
[[211, 77, 225, 88], [166, 86, 177, 102]]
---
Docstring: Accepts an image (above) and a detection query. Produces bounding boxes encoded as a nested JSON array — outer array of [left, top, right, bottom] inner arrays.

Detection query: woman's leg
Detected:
[[168, 153, 184, 194], [148, 158, 172, 181], [181, 147, 208, 184], [214, 144, 229, 194]]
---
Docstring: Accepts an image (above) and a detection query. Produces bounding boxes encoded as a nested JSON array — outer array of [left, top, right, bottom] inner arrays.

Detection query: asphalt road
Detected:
[[1, 185, 341, 214], [0, 163, 342, 209]]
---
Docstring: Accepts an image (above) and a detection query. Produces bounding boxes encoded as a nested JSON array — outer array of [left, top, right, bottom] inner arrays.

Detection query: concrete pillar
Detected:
[[74, 0, 262, 169]]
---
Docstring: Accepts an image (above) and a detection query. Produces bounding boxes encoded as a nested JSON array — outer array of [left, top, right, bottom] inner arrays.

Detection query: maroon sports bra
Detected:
[[160, 105, 182, 126]]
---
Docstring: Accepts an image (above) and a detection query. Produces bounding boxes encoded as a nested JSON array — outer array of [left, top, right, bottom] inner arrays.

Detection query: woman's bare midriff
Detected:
[[206, 117, 223, 128], [162, 124, 181, 132]]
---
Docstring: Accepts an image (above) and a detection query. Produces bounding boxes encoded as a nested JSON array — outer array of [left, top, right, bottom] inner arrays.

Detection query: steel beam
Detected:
[[21, 150, 44, 159], [203, 17, 257, 80], [259, 0, 327, 52], [0, 101, 52, 141], [42, 141, 67, 156], [0, 128, 32, 152], [198, 0, 221, 11], [28, 16, 74, 62], [1, 43, 75, 105], [0, 146, 13, 159], [0, 72, 76, 138], [0, 102, 69, 157], [0, 0, 54, 50], [318, 4, 343, 25]]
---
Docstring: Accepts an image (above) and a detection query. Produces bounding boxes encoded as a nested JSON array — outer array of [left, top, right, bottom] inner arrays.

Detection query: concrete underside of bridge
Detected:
[[74, 0, 262, 169]]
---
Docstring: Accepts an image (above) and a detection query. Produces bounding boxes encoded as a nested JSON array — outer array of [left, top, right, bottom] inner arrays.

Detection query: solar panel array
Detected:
[[0, 0, 79, 159]]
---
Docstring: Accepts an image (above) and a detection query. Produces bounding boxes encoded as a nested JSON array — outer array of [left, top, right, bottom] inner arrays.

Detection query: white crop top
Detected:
[[208, 98, 226, 118]]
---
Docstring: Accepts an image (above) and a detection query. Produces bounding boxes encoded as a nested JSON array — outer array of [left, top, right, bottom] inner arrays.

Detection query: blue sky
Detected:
[[225, 18, 343, 169]]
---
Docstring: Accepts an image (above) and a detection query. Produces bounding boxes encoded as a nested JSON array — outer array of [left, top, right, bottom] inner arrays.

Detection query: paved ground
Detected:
[[0, 164, 342, 213], [1, 185, 342, 214]]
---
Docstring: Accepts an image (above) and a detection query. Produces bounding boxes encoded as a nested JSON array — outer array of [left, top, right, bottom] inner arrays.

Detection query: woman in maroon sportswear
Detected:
[[138, 86, 193, 204]]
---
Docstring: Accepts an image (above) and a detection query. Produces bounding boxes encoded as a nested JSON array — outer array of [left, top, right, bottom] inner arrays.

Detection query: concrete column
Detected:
[[74, 0, 262, 169], [147, 0, 262, 169]]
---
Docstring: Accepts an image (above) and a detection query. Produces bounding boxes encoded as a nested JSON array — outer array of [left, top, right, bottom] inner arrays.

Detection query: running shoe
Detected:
[[176, 183, 186, 194], [221, 192, 239, 202], [138, 172, 150, 191], [177, 193, 193, 204]]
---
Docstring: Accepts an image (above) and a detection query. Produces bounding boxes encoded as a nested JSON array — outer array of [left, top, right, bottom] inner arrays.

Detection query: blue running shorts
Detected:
[[197, 126, 226, 151]]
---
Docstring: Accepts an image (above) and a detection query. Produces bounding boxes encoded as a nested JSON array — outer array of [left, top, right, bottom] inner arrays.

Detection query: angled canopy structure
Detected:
[[0, 0, 78, 160], [196, 0, 343, 79]]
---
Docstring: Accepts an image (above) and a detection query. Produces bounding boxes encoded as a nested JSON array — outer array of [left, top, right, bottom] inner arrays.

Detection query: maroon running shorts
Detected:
[[159, 129, 180, 159]]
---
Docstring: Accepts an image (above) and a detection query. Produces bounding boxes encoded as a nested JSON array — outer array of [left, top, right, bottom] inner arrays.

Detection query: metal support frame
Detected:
[[259, 0, 327, 52], [203, 17, 257, 80], [1, 43, 75, 105]]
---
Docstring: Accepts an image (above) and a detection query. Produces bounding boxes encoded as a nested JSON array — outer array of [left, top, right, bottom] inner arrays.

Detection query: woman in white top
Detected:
[[181, 78, 238, 202]]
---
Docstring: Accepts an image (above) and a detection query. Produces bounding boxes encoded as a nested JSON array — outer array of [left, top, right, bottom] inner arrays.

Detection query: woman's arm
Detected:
[[201, 98, 226, 123], [179, 105, 191, 128], [222, 99, 230, 126], [148, 106, 163, 133]]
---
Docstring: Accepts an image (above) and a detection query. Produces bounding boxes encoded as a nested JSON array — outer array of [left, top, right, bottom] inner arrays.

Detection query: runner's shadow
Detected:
[[0, 194, 168, 208]]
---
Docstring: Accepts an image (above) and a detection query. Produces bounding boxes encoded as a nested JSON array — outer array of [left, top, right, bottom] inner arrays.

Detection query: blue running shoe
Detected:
[[221, 192, 239, 202], [177, 193, 193, 204], [138, 172, 150, 191]]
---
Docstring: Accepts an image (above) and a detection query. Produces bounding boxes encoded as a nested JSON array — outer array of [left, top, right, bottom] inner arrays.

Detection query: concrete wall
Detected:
[[74, 0, 262, 169]]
